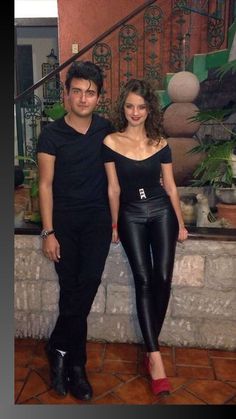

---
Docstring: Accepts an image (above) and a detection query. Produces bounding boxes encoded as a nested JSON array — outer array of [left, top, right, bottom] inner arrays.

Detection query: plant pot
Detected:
[[180, 194, 197, 225], [14, 186, 32, 223], [15, 203, 25, 227], [31, 196, 39, 212], [229, 153, 236, 178], [216, 203, 236, 227], [215, 187, 236, 204]]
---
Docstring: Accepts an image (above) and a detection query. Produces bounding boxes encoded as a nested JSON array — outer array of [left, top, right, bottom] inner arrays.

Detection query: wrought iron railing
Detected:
[[14, 0, 230, 166], [14, 0, 158, 164]]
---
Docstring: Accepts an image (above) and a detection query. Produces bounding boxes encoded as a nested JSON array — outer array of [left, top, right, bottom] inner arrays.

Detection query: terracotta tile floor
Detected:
[[15, 338, 236, 405]]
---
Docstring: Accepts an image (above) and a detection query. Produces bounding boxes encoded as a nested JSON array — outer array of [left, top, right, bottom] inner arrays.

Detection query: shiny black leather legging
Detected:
[[118, 196, 179, 352]]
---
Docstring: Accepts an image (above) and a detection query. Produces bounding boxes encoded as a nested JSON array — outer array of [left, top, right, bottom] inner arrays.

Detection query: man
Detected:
[[37, 61, 114, 400]]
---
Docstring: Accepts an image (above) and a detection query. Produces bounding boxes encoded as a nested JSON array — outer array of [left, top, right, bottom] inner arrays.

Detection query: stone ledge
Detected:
[[14, 234, 236, 349], [172, 288, 236, 320], [14, 223, 236, 241]]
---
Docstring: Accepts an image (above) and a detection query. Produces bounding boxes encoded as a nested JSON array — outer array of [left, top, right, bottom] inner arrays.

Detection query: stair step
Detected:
[[157, 89, 171, 109], [163, 73, 175, 89], [158, 23, 235, 109], [187, 53, 208, 82], [228, 21, 236, 50], [205, 49, 229, 69]]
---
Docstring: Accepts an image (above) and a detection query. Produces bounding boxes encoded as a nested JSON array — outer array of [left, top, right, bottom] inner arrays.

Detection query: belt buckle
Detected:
[[139, 188, 146, 199]]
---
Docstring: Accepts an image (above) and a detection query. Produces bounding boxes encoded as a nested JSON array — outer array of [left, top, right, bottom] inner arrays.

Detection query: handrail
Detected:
[[14, 0, 156, 103]]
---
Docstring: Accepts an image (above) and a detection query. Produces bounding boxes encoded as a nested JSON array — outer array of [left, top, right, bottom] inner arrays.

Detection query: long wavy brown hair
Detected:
[[111, 79, 164, 145]]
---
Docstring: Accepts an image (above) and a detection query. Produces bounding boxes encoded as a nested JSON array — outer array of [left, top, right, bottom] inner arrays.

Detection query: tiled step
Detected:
[[158, 21, 236, 108]]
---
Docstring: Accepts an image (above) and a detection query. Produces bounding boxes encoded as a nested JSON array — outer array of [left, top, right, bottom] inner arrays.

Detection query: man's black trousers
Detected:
[[48, 207, 111, 366]]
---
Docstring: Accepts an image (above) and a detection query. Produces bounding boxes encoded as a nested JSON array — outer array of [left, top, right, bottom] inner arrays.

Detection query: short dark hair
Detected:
[[65, 61, 103, 95], [111, 78, 164, 144]]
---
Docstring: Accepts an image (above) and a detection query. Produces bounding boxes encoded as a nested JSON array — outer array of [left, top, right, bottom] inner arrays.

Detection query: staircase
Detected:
[[158, 21, 236, 109], [14, 1, 235, 162]]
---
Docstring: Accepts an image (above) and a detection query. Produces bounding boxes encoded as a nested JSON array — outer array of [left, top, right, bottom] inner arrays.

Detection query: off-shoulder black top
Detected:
[[102, 143, 172, 202]]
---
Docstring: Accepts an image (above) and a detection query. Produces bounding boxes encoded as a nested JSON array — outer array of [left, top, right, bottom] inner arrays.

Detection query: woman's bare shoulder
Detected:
[[153, 137, 168, 151], [160, 137, 168, 148], [103, 132, 120, 146]]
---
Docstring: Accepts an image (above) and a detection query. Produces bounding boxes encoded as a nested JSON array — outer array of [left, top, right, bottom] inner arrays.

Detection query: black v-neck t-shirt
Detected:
[[37, 114, 114, 212]]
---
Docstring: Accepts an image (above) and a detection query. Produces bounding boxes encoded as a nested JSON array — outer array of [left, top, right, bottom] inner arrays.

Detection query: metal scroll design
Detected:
[[21, 94, 43, 162], [92, 42, 112, 117], [143, 5, 164, 87], [207, 0, 226, 49], [18, 78, 64, 163], [119, 24, 138, 88], [42, 63, 64, 104], [170, 0, 191, 72], [170, 1, 226, 53]]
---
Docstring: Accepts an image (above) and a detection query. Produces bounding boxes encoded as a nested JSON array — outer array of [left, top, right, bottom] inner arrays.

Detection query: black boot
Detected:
[[45, 344, 69, 396], [68, 365, 93, 401]]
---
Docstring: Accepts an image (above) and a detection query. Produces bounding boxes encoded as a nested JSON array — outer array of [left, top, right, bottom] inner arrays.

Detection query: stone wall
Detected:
[[15, 235, 236, 350]]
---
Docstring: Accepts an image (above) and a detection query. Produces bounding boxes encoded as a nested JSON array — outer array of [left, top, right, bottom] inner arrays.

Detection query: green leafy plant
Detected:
[[44, 102, 67, 120], [15, 156, 38, 197], [189, 107, 236, 136], [15, 102, 67, 225], [188, 59, 236, 189], [15, 155, 41, 223], [215, 59, 236, 79], [189, 137, 236, 187]]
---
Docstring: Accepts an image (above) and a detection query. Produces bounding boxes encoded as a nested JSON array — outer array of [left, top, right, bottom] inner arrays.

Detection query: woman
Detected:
[[103, 79, 188, 396]]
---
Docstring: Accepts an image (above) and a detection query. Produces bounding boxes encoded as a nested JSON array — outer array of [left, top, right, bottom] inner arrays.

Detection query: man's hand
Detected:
[[42, 235, 61, 262]]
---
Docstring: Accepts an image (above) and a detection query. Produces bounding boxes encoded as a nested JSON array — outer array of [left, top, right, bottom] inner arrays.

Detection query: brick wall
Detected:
[[14, 235, 236, 350]]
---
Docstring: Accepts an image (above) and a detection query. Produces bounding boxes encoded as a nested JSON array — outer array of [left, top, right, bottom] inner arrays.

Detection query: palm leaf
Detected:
[[188, 108, 233, 123], [215, 59, 236, 79], [30, 180, 39, 198], [191, 139, 236, 187], [15, 155, 38, 167]]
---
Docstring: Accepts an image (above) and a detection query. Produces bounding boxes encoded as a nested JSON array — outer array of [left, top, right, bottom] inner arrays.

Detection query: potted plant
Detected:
[[14, 102, 67, 225], [189, 107, 236, 185], [188, 101, 236, 226], [15, 155, 41, 223], [44, 101, 67, 121], [187, 59, 236, 228]]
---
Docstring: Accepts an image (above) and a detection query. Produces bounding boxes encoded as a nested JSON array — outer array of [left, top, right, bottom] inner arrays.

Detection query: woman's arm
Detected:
[[104, 162, 121, 243], [37, 152, 61, 261], [161, 163, 188, 242]]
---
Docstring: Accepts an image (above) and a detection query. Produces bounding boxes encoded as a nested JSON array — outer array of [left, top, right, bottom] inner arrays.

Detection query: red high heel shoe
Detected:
[[144, 354, 171, 396], [151, 377, 171, 396]]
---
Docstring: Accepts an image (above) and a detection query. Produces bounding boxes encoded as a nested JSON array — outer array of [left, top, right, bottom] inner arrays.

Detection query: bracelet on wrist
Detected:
[[40, 229, 55, 239], [112, 224, 118, 229]]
